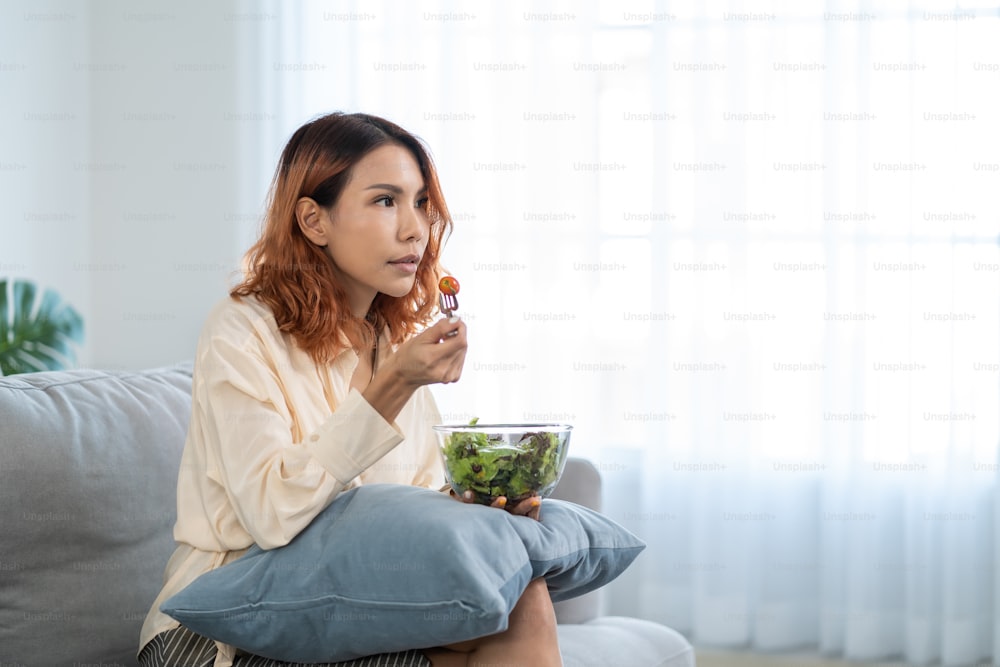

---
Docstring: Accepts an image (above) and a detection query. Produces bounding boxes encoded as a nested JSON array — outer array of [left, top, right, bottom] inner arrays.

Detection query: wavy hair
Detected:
[[231, 112, 452, 364]]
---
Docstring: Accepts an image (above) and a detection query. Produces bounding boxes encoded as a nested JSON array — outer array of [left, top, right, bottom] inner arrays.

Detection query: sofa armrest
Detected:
[[549, 457, 604, 624], [549, 457, 602, 512]]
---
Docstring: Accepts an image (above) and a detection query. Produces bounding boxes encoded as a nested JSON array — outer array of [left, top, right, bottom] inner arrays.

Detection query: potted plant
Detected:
[[0, 279, 84, 376]]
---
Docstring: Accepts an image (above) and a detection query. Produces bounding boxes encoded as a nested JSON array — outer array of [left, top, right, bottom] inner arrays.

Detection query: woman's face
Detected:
[[315, 143, 431, 316]]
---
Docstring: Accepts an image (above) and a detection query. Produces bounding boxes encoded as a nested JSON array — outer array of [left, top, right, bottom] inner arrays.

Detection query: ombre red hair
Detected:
[[231, 112, 452, 365]]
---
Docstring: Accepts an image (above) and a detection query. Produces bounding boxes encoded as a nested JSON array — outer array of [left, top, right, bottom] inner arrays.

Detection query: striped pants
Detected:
[[138, 625, 432, 667]]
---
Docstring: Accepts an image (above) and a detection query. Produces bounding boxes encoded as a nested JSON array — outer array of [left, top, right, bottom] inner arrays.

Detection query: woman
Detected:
[[138, 112, 562, 667]]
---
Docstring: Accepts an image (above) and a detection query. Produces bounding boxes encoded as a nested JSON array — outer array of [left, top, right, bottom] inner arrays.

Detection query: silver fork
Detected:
[[439, 291, 459, 318]]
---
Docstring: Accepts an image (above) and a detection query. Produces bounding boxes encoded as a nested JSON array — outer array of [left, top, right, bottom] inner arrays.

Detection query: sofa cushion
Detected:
[[161, 483, 645, 663], [0, 364, 193, 666], [558, 617, 697, 667]]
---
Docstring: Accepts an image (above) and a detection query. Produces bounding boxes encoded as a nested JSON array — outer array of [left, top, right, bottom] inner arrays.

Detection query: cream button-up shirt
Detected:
[[139, 294, 445, 666]]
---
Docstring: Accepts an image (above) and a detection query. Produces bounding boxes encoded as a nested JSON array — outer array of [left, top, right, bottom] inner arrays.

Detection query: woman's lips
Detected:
[[388, 260, 418, 274]]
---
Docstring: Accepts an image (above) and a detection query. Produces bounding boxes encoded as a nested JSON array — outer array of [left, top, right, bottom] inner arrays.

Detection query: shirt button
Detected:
[[310, 434, 319, 442]]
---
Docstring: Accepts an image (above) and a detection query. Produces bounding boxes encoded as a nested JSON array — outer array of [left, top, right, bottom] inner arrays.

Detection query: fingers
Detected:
[[441, 342, 467, 384], [508, 495, 542, 520], [423, 315, 465, 344], [439, 319, 466, 346], [426, 318, 467, 383], [464, 490, 507, 508], [388, 317, 467, 387], [455, 491, 539, 519], [458, 490, 507, 509]]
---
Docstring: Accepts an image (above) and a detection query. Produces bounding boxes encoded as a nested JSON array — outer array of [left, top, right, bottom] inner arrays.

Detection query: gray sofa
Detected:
[[0, 364, 695, 667]]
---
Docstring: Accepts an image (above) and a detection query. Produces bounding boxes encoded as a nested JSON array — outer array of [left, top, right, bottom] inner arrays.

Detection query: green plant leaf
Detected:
[[0, 279, 84, 376]]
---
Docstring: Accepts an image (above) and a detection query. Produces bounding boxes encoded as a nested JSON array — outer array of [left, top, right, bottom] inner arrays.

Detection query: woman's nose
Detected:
[[399, 205, 425, 241]]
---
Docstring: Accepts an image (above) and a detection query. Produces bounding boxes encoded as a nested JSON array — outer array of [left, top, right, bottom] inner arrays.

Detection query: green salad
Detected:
[[442, 419, 563, 503]]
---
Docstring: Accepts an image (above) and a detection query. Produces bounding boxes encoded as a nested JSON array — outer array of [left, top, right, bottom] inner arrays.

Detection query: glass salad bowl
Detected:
[[432, 421, 573, 506]]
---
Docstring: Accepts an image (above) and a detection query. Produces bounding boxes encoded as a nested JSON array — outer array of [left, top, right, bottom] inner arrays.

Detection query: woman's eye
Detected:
[[375, 195, 394, 207], [416, 197, 429, 209]]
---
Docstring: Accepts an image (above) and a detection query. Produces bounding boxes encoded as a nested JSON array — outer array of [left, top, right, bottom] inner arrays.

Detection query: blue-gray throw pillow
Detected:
[[161, 483, 644, 662]]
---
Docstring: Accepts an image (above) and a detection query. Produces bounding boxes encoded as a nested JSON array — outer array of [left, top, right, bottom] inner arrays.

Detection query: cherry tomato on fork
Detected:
[[439, 276, 460, 296]]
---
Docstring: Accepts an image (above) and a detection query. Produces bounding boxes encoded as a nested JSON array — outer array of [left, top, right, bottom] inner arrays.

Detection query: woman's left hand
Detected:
[[451, 489, 542, 521]]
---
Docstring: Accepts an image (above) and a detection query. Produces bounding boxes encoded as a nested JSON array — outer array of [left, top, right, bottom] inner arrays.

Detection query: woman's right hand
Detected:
[[383, 316, 467, 388], [362, 317, 467, 423]]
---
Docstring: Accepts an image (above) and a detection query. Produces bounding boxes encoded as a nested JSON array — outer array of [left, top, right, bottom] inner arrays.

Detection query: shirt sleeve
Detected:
[[195, 332, 404, 550], [409, 385, 447, 490]]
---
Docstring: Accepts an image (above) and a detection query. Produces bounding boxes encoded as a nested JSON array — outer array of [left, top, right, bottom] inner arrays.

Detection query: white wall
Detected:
[[1, 3, 92, 363], [1, 1, 272, 370]]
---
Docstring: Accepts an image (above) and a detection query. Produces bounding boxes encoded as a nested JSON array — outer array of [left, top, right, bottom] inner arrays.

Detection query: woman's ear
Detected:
[[295, 197, 329, 247]]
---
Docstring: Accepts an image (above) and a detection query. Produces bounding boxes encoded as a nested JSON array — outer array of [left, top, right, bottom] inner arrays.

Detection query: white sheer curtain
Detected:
[[256, 1, 1000, 664]]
